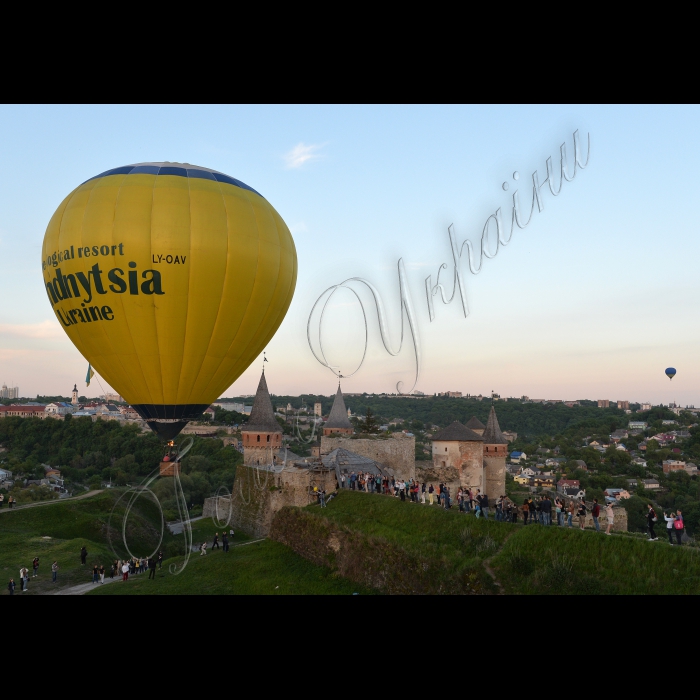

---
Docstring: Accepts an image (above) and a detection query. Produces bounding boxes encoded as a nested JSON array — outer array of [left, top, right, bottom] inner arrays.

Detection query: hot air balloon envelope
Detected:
[[42, 163, 297, 440], [665, 367, 677, 380]]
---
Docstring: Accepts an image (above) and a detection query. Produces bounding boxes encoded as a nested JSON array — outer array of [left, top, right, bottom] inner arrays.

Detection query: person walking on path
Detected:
[[674, 510, 685, 546], [591, 499, 601, 532], [51, 561, 59, 582], [222, 532, 229, 553], [80, 546, 88, 566], [8, 578, 15, 595], [158, 551, 164, 569], [92, 565, 99, 584], [121, 562, 129, 581], [32, 557, 39, 578], [605, 503, 615, 535], [200, 542, 208, 556], [8, 495, 14, 509], [212, 532, 220, 550], [577, 500, 587, 530], [647, 504, 658, 541], [148, 557, 157, 579], [98, 565, 105, 584]]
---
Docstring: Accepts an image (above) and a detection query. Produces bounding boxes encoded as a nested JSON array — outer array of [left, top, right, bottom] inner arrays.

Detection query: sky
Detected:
[[0, 104, 697, 405]]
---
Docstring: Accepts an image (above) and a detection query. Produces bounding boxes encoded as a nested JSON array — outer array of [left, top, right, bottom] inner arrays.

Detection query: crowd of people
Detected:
[[647, 504, 686, 544], [338, 471, 692, 543]]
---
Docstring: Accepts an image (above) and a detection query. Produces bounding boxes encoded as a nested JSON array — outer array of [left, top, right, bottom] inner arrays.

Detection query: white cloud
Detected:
[[0, 320, 64, 340], [283, 142, 325, 169]]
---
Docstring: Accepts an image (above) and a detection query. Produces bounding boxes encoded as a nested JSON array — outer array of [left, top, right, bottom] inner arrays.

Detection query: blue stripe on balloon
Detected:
[[82, 164, 263, 197]]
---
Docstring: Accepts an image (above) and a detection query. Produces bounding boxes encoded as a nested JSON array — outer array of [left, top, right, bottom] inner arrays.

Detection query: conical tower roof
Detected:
[[465, 416, 486, 431], [243, 371, 281, 433], [482, 406, 508, 444], [432, 421, 484, 442], [325, 385, 353, 430]]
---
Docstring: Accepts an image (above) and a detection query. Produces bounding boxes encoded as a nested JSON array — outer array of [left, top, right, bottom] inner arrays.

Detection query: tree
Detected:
[[359, 408, 380, 434]]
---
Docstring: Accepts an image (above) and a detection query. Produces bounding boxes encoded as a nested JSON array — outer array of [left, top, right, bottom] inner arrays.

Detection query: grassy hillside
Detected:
[[270, 491, 700, 595], [88, 539, 376, 596], [0, 490, 177, 594]]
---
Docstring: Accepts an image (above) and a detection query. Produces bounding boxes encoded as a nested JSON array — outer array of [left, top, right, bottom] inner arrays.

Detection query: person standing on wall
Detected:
[[481, 492, 489, 520], [663, 511, 676, 544], [674, 510, 685, 546], [605, 502, 615, 536], [148, 557, 157, 579], [522, 499, 529, 525], [647, 504, 658, 541], [428, 484, 434, 505], [577, 500, 587, 530], [567, 500, 575, 528], [591, 499, 601, 532]]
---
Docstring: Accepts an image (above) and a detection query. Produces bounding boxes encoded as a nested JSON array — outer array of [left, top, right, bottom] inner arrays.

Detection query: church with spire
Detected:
[[430, 406, 507, 499]]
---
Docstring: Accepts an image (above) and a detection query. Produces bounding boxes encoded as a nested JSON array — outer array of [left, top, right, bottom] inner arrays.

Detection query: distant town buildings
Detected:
[[101, 392, 123, 402], [436, 391, 462, 398], [0, 384, 19, 399], [598, 400, 610, 408], [617, 400, 630, 410], [314, 402, 322, 417]]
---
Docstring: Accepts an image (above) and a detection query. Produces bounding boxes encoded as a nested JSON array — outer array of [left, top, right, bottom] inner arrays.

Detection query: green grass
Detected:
[[0, 490, 177, 595], [88, 539, 376, 595], [315, 491, 515, 563], [490, 525, 700, 595]]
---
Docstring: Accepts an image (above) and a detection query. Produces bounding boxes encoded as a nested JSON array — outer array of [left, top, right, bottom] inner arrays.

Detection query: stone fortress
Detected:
[[205, 373, 516, 535]]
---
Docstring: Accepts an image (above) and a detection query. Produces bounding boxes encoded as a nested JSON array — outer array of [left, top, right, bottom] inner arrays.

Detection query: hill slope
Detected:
[[270, 491, 700, 595]]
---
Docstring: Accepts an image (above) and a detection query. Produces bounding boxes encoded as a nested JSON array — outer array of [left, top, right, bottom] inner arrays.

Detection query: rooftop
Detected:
[[432, 421, 484, 442], [325, 385, 353, 430], [243, 371, 282, 433]]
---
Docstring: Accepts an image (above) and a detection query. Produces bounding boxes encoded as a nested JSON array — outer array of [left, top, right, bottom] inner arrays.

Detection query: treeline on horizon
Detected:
[[218, 395, 629, 439]]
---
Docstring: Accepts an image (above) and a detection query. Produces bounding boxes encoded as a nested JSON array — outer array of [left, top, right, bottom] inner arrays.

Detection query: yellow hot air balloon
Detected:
[[41, 162, 297, 440]]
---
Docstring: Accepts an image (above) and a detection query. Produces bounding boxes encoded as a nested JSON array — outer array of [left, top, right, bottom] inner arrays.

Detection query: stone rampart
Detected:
[[321, 434, 415, 481], [204, 464, 337, 538]]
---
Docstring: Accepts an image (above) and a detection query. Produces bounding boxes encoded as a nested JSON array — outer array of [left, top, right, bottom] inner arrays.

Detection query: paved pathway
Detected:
[[0, 490, 104, 514]]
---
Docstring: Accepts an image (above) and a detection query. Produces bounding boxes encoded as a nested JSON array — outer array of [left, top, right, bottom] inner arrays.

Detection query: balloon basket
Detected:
[[160, 461, 181, 477]]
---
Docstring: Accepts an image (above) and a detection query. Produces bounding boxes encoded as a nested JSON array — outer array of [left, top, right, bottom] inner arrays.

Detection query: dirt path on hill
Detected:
[[0, 490, 103, 514]]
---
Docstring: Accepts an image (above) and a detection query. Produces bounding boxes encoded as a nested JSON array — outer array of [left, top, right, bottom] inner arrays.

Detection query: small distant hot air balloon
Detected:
[[665, 367, 677, 381], [42, 162, 297, 441]]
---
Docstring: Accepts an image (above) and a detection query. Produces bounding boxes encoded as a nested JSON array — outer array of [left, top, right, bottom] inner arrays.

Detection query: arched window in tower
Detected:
[[257, 435, 260, 442], [267, 435, 270, 442]]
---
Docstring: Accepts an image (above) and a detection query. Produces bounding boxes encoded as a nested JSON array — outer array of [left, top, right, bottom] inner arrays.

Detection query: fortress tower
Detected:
[[431, 421, 484, 490], [241, 371, 283, 466], [323, 385, 353, 436], [482, 406, 508, 500]]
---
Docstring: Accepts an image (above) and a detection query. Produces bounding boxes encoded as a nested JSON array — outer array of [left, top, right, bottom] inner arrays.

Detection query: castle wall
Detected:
[[321, 434, 415, 481], [432, 440, 483, 490], [204, 464, 337, 537]]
